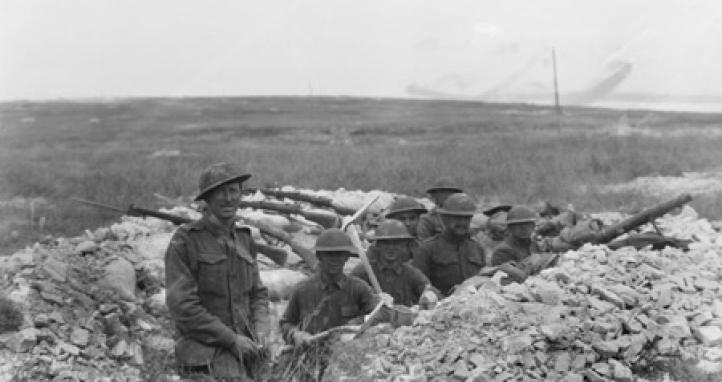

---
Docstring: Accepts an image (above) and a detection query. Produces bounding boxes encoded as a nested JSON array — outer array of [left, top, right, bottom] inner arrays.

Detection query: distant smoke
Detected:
[[569, 61, 633, 104]]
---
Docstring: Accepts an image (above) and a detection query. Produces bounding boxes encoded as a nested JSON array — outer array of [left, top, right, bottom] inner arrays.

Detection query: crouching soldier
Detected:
[[489, 205, 558, 284], [413, 193, 487, 296], [351, 220, 439, 308], [165, 162, 270, 381]]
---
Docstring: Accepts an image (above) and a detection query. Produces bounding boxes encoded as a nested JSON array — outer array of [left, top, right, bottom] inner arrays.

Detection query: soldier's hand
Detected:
[[231, 335, 260, 359], [418, 290, 438, 310], [292, 330, 313, 348], [379, 292, 394, 306]]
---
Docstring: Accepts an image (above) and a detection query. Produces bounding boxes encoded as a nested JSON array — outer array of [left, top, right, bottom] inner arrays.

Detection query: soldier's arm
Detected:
[[349, 277, 379, 314], [248, 239, 271, 341], [165, 232, 237, 349], [490, 246, 516, 266], [411, 244, 432, 279], [407, 265, 440, 299], [349, 263, 370, 285]]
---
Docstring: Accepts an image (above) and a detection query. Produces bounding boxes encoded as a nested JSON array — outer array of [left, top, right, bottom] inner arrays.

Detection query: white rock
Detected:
[[693, 326, 722, 346]]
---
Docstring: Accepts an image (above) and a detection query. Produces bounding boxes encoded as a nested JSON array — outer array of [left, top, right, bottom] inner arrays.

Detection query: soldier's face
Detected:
[[509, 222, 535, 240], [317, 252, 350, 276], [205, 182, 242, 222], [430, 190, 456, 207], [441, 214, 472, 237], [376, 239, 408, 263], [390, 213, 419, 236]]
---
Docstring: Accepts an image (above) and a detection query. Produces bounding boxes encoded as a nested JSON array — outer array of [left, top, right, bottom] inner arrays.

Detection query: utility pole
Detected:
[[552, 48, 562, 132]]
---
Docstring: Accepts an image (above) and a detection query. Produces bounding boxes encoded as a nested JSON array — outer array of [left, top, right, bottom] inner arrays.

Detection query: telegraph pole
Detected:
[[552, 48, 562, 131]]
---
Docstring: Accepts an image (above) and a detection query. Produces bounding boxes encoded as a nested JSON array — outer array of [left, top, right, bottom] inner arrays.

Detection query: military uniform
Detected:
[[279, 274, 376, 341], [417, 209, 444, 241], [413, 231, 486, 296], [166, 214, 269, 380], [350, 249, 431, 306], [491, 235, 535, 266]]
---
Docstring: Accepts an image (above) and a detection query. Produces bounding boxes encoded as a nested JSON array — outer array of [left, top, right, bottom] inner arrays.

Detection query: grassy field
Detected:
[[1, 96, 722, 252]]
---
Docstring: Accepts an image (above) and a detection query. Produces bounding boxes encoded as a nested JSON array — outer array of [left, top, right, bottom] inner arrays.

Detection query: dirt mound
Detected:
[[324, 210, 722, 381]]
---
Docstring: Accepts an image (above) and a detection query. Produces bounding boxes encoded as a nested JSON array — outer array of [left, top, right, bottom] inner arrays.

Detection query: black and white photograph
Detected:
[[1, 1, 721, 381]]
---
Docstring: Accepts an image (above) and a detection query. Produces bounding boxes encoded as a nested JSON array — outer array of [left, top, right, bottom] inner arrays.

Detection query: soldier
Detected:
[[280, 228, 378, 346], [490, 206, 557, 284], [165, 162, 269, 381], [413, 193, 486, 296], [417, 177, 463, 241], [384, 196, 428, 239], [351, 220, 439, 308], [473, 204, 512, 261]]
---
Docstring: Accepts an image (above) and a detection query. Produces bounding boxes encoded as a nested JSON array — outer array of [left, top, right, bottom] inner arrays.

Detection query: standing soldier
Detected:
[[417, 178, 463, 241], [413, 193, 486, 296], [280, 228, 378, 345], [384, 196, 428, 240], [351, 220, 439, 308], [165, 162, 270, 381], [279, 228, 379, 380]]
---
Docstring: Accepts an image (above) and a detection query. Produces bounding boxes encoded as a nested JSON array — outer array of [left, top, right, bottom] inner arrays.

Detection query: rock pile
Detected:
[[0, 187, 387, 381], [326, 207, 722, 382]]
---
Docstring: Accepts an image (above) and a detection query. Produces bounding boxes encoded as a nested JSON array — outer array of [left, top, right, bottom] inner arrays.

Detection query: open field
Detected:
[[1, 96, 722, 252]]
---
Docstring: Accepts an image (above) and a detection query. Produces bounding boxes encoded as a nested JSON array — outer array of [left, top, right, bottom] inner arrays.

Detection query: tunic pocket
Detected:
[[197, 252, 228, 296]]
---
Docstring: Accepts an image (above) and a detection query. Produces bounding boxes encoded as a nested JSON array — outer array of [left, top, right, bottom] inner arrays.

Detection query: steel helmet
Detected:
[[385, 197, 428, 219], [194, 162, 251, 201], [425, 177, 463, 194], [437, 193, 476, 216], [314, 228, 358, 256], [370, 220, 415, 241], [506, 206, 538, 225]]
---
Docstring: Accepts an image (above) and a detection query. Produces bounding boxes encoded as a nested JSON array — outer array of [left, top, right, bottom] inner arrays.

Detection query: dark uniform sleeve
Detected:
[[349, 263, 371, 286], [412, 243, 433, 280], [165, 230, 237, 349], [491, 245, 518, 266], [279, 288, 302, 343], [247, 239, 270, 341], [406, 265, 436, 300], [353, 278, 379, 314]]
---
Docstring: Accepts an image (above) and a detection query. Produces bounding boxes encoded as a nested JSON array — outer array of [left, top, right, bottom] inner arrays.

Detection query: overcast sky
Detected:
[[1, 0, 720, 101]]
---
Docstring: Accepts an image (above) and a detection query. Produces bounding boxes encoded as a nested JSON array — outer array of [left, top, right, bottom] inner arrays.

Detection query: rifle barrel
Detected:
[[71, 197, 127, 213]]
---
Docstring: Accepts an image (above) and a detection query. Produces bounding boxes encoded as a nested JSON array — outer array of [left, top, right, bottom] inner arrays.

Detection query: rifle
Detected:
[[238, 200, 340, 229], [71, 197, 315, 267], [247, 188, 357, 216], [71, 197, 193, 225], [592, 193, 693, 244]]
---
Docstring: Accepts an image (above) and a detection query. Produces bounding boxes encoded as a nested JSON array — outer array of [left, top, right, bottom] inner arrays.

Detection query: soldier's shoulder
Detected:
[[347, 275, 374, 292], [419, 233, 442, 245]]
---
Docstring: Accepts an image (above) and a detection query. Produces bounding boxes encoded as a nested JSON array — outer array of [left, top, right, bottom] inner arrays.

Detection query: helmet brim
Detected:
[[194, 173, 252, 201], [437, 208, 475, 216], [506, 218, 537, 225], [314, 246, 358, 257], [385, 207, 428, 218], [482, 204, 512, 217], [426, 186, 463, 194]]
